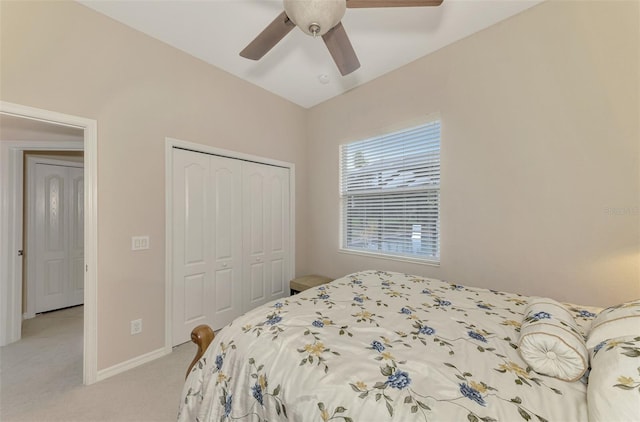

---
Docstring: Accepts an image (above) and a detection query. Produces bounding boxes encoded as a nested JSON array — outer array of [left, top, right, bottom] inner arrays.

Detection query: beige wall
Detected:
[[1, 1, 309, 370], [307, 0, 640, 307]]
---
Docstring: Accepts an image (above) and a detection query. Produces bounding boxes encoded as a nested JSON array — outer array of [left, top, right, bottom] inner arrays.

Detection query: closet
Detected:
[[171, 148, 291, 346]]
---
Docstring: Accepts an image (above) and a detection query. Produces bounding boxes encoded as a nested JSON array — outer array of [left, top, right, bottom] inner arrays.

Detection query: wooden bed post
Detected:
[[186, 325, 215, 380]]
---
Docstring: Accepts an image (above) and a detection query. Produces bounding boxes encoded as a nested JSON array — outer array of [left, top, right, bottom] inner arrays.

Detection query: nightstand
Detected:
[[290, 275, 332, 295]]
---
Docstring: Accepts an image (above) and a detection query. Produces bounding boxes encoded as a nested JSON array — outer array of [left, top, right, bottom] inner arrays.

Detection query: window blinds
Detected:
[[340, 120, 441, 261]]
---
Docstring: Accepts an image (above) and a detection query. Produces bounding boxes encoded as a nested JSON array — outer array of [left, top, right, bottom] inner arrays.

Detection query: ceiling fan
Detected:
[[240, 0, 444, 76]]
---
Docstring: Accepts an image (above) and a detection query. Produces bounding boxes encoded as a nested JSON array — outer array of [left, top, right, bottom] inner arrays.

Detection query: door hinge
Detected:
[[17, 249, 24, 256]]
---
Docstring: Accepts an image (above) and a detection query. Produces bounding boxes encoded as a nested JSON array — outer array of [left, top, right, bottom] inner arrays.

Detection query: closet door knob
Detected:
[[256, 257, 262, 262], [222, 263, 228, 268]]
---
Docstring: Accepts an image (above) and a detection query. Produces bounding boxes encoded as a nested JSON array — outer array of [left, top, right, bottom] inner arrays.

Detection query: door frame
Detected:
[[0, 101, 98, 385], [25, 156, 84, 319], [164, 137, 296, 351]]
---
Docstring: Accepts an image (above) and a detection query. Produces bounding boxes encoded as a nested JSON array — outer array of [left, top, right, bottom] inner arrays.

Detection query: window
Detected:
[[340, 119, 441, 263]]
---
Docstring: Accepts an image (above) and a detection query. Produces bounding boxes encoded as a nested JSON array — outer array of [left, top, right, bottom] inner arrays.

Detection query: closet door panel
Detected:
[[184, 163, 207, 265], [214, 168, 234, 260], [243, 165, 267, 308], [250, 263, 265, 303], [172, 149, 214, 345], [248, 173, 265, 256], [271, 260, 284, 295], [268, 168, 289, 297], [270, 175, 283, 252], [214, 269, 233, 312], [209, 156, 243, 329], [243, 163, 290, 308], [184, 273, 206, 322]]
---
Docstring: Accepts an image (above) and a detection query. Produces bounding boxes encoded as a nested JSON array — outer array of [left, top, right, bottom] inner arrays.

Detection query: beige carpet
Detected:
[[0, 306, 196, 421]]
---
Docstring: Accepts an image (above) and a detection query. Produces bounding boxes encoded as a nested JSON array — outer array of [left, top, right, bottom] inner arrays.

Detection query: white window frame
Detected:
[[339, 116, 441, 265]]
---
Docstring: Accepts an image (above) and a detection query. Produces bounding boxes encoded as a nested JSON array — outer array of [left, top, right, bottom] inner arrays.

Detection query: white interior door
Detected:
[[172, 149, 243, 346], [32, 161, 84, 313], [172, 149, 212, 345], [242, 162, 290, 310], [267, 167, 290, 299], [209, 156, 243, 330]]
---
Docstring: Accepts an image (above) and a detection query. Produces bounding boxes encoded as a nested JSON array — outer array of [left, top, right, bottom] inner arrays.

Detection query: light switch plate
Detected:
[[131, 236, 149, 250]]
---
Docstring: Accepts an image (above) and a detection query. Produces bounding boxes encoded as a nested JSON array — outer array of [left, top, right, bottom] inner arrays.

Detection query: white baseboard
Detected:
[[22, 312, 35, 320], [96, 347, 168, 382]]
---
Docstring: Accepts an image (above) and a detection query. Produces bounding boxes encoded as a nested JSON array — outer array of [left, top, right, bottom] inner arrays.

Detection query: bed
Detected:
[[177, 270, 629, 421]]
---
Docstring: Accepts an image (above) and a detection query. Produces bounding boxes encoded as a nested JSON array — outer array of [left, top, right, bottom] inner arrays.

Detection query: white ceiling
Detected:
[[78, 0, 542, 109]]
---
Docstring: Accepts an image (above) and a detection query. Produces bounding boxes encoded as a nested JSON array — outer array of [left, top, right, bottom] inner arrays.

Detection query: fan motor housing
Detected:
[[283, 0, 346, 36]]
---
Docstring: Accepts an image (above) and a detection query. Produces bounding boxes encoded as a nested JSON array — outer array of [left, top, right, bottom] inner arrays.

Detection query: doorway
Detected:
[[0, 101, 98, 384]]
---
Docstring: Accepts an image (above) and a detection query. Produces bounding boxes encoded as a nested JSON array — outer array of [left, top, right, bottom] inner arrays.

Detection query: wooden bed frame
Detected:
[[186, 324, 215, 379]]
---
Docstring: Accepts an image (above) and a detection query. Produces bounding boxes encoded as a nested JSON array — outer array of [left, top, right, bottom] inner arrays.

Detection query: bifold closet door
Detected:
[[242, 162, 290, 310], [172, 149, 243, 346]]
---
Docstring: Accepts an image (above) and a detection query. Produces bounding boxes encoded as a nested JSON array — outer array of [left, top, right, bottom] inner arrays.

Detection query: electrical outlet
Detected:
[[130, 319, 142, 335], [131, 236, 150, 251]]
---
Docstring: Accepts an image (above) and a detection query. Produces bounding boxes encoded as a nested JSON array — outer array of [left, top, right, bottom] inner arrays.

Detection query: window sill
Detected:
[[338, 248, 440, 267]]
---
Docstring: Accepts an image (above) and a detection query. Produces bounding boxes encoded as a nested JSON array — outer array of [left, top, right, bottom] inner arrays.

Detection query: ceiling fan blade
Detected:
[[322, 22, 360, 76], [347, 0, 443, 8], [240, 11, 295, 60]]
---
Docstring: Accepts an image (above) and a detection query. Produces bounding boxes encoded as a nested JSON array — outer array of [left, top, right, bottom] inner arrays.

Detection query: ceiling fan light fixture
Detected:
[[283, 0, 346, 37]]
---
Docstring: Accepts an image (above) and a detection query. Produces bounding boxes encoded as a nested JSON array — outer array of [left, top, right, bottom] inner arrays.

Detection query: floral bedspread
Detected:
[[178, 270, 599, 422]]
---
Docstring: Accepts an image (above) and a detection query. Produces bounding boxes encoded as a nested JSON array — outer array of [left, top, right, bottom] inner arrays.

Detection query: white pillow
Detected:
[[518, 297, 588, 382], [588, 335, 640, 422], [586, 299, 640, 350]]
